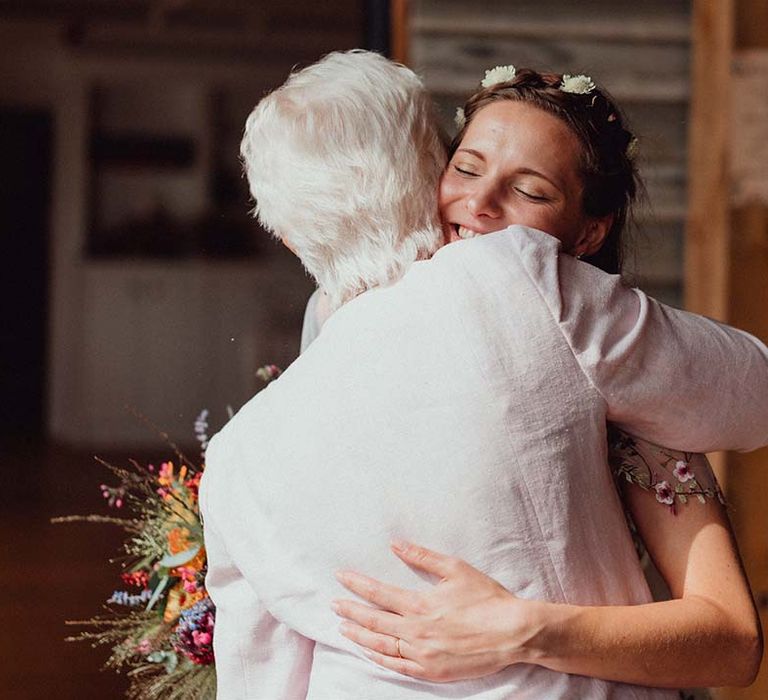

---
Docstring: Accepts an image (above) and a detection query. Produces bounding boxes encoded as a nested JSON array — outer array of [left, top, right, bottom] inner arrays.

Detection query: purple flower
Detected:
[[654, 480, 675, 505], [194, 409, 210, 455], [673, 460, 694, 483], [107, 589, 152, 607], [172, 597, 215, 665]]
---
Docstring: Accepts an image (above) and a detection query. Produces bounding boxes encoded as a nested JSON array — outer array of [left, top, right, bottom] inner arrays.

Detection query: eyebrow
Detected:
[[456, 148, 485, 160], [515, 167, 563, 193]]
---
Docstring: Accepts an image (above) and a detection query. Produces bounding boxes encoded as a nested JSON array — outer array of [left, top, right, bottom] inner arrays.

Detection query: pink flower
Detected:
[[159, 461, 174, 480], [255, 364, 282, 383], [654, 480, 675, 505], [136, 638, 152, 655], [173, 597, 215, 665], [192, 631, 212, 646], [673, 460, 694, 483]]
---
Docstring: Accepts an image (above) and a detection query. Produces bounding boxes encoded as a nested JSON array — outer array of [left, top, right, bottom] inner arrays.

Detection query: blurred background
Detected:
[[1, 1, 766, 698]]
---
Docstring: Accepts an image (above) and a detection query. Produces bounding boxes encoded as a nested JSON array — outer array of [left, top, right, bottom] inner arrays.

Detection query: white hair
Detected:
[[240, 50, 446, 310]]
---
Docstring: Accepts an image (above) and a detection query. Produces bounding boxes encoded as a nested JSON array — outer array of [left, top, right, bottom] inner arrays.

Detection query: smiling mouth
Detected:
[[453, 224, 481, 240]]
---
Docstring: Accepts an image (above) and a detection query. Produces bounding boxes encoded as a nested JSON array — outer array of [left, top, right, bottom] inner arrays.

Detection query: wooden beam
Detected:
[[390, 0, 409, 65], [685, 0, 734, 321], [689, 3, 768, 699]]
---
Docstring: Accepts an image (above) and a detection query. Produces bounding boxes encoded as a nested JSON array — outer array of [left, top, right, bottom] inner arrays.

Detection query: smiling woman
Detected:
[[442, 67, 638, 276], [441, 100, 602, 253]]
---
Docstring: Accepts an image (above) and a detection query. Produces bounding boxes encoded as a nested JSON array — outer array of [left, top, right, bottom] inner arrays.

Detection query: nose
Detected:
[[466, 184, 502, 219]]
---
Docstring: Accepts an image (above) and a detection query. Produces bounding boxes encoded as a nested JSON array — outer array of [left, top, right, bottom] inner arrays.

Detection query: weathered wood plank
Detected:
[[412, 0, 690, 44], [411, 35, 690, 103], [685, 2, 732, 318]]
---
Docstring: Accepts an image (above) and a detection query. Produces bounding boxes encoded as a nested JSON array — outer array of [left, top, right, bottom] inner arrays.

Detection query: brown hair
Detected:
[[451, 68, 641, 276]]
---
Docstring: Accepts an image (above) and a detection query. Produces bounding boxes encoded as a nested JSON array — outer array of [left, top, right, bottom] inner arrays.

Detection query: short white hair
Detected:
[[240, 50, 446, 310]]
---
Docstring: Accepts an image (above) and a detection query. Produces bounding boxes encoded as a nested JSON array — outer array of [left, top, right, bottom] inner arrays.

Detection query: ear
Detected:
[[573, 213, 613, 258]]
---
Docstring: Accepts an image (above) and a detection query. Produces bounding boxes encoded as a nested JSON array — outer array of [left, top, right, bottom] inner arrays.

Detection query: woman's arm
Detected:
[[529, 469, 762, 687], [333, 451, 762, 688]]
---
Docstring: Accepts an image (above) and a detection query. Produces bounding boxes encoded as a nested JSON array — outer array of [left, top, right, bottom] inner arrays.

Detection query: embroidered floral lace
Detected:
[[608, 426, 726, 512]]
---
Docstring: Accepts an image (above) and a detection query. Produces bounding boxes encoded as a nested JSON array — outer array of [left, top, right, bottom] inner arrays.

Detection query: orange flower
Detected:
[[163, 582, 206, 623], [167, 526, 192, 555], [163, 584, 184, 623], [170, 547, 206, 577]]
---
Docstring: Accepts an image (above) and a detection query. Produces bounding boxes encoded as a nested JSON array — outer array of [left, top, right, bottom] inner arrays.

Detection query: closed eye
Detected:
[[453, 165, 478, 177], [514, 187, 548, 202]]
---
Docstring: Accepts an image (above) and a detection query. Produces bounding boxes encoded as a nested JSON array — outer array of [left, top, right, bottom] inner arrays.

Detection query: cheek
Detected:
[[503, 202, 552, 230], [505, 205, 570, 243], [437, 173, 461, 216]]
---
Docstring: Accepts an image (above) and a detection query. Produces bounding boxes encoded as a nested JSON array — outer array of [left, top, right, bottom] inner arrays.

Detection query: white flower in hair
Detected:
[[454, 107, 466, 129], [481, 65, 517, 88], [560, 74, 596, 95]]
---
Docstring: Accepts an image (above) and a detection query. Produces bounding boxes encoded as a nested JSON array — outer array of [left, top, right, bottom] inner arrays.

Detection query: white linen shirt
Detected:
[[201, 226, 768, 699]]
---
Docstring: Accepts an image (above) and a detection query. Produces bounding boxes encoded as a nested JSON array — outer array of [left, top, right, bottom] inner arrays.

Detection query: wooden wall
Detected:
[[400, 0, 692, 307], [688, 2, 768, 699]]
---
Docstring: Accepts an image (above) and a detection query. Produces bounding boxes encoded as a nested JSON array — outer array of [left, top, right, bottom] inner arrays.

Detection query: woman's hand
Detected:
[[332, 540, 540, 682]]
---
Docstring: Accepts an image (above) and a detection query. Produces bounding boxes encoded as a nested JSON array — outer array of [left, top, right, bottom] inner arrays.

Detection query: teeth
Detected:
[[457, 225, 480, 240]]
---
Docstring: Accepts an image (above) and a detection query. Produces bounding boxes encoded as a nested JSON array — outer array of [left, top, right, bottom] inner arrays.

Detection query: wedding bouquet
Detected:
[[55, 365, 282, 700]]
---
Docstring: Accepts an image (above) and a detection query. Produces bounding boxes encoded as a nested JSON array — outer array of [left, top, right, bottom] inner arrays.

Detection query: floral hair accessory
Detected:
[[560, 74, 596, 95], [626, 136, 639, 161], [454, 107, 466, 129], [481, 65, 517, 88]]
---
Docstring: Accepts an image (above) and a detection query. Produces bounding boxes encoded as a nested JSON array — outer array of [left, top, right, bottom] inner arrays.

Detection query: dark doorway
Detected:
[[0, 107, 53, 441]]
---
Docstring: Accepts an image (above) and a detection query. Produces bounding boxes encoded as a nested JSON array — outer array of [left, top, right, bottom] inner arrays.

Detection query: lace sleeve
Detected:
[[607, 425, 727, 512]]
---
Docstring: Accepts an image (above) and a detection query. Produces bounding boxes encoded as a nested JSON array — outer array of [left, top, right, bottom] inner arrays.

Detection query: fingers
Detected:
[[336, 570, 418, 615], [338, 620, 403, 658], [361, 648, 430, 680], [390, 539, 459, 579], [332, 598, 402, 637]]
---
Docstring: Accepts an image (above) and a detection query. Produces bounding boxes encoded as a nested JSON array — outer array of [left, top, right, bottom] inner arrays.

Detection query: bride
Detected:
[[201, 50, 765, 698], [328, 64, 761, 692]]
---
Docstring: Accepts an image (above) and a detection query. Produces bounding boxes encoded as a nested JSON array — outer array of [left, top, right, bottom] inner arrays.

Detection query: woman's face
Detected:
[[439, 100, 607, 254]]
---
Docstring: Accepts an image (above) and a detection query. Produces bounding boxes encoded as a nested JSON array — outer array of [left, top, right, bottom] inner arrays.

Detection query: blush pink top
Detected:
[[201, 226, 768, 699]]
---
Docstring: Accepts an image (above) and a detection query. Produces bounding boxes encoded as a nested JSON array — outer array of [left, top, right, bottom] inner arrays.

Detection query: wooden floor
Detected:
[[0, 437, 169, 699]]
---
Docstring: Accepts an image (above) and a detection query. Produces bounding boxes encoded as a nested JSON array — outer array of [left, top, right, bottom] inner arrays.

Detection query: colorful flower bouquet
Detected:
[[54, 365, 281, 699]]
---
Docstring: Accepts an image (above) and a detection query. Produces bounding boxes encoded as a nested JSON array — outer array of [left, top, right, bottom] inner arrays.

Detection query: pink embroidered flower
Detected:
[[654, 480, 675, 505], [673, 460, 694, 483]]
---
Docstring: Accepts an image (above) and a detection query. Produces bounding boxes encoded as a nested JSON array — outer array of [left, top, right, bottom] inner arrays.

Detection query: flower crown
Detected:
[[480, 64, 596, 94], [455, 64, 638, 160]]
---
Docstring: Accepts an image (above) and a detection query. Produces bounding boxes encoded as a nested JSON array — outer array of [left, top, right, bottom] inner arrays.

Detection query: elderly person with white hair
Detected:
[[200, 50, 768, 699]]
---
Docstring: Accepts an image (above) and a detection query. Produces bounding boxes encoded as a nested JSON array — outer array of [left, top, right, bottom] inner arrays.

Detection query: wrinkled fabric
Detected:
[[300, 288, 331, 355], [201, 225, 768, 699]]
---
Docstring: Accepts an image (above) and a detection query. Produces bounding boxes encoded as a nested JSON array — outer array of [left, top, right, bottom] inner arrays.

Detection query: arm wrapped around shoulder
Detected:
[[555, 254, 768, 453]]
